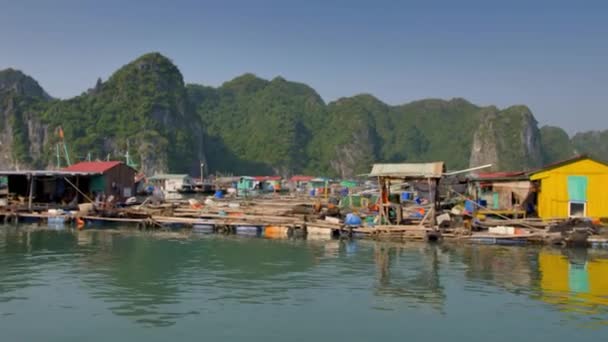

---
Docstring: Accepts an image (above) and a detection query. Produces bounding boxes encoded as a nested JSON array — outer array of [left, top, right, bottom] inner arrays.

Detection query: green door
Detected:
[[90, 176, 105, 193], [567, 176, 588, 202], [492, 192, 499, 209]]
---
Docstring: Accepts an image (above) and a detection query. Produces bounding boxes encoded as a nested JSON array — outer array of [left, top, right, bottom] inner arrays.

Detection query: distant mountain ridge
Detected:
[[0, 52, 605, 176]]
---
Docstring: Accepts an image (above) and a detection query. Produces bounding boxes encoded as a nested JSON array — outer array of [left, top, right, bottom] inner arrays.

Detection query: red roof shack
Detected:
[[64, 161, 136, 199]]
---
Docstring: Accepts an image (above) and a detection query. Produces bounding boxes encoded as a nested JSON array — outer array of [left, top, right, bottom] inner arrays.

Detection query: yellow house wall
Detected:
[[531, 159, 608, 219]]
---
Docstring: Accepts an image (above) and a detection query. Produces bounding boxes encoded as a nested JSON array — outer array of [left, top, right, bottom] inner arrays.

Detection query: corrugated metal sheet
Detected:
[[369, 162, 445, 178], [63, 161, 123, 173], [148, 174, 189, 181]]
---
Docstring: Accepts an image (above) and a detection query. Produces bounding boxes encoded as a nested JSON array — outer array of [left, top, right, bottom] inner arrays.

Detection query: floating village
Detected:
[[1, 147, 608, 248]]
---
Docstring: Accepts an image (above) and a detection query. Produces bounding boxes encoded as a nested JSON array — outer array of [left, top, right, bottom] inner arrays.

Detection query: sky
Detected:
[[0, 0, 606, 134]]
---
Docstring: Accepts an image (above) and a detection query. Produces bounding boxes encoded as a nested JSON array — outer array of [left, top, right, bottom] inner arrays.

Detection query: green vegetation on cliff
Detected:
[[539, 126, 575, 163], [572, 130, 608, 160], [189, 74, 326, 175], [39, 53, 204, 173], [2, 52, 607, 175]]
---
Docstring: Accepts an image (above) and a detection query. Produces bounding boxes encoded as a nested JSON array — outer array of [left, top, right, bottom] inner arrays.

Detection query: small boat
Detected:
[[177, 184, 197, 194]]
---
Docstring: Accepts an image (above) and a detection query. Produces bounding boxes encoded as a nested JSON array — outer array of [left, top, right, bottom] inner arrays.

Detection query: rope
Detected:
[[63, 177, 95, 203]]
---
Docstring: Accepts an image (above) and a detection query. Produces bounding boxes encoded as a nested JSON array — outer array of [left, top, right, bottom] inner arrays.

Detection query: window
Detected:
[[568, 202, 586, 217]]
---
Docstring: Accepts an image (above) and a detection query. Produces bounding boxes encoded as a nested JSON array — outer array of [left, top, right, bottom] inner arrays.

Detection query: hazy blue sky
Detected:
[[1, 0, 606, 133]]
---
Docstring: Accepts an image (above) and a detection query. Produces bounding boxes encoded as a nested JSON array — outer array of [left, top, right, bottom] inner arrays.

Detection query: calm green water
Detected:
[[1, 225, 608, 341]]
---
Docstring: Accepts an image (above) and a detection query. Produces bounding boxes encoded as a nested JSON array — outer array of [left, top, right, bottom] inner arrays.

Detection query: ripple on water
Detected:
[[0, 227, 608, 333]]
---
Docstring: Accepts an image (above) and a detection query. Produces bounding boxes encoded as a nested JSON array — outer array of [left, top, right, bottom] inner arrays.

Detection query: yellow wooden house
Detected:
[[529, 155, 608, 219]]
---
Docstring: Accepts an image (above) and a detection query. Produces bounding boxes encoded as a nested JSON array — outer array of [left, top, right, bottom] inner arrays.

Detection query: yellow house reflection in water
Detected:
[[539, 250, 608, 313]]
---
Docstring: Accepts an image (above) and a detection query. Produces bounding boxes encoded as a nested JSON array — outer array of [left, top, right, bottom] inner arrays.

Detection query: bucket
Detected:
[[78, 203, 94, 215]]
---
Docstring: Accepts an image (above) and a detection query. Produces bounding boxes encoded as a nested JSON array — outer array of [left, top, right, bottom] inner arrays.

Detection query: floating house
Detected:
[[237, 176, 257, 196], [0, 161, 135, 210], [467, 171, 531, 218], [148, 174, 193, 193], [309, 177, 331, 196], [369, 162, 445, 225], [64, 161, 136, 200], [255, 176, 282, 192], [528, 155, 608, 219], [289, 175, 314, 191], [237, 176, 282, 196], [0, 169, 109, 209]]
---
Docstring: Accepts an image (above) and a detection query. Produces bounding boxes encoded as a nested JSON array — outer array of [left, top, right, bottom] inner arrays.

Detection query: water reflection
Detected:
[[0, 227, 78, 302], [1, 227, 608, 329], [75, 231, 319, 326], [370, 242, 445, 311], [539, 248, 608, 316]]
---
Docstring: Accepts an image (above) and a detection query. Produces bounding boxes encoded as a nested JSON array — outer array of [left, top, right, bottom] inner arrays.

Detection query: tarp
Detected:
[[340, 180, 357, 188], [369, 162, 445, 178]]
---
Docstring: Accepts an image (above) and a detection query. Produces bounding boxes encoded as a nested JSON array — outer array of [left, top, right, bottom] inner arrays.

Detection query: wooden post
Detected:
[[377, 176, 385, 225], [27, 174, 34, 211], [76, 176, 80, 202], [428, 178, 436, 229]]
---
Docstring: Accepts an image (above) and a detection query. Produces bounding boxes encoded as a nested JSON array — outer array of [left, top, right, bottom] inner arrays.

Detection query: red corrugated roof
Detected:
[[476, 171, 526, 179], [253, 176, 282, 181], [290, 175, 314, 182], [63, 161, 122, 173]]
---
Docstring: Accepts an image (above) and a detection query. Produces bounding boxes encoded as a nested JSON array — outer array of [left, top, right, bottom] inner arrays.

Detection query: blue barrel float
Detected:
[[192, 224, 214, 234], [235, 226, 262, 236]]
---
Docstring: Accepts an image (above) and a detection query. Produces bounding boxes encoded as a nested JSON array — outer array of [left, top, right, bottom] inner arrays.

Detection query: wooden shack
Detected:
[[369, 162, 445, 226], [64, 161, 136, 200], [0, 170, 98, 209], [468, 171, 531, 218], [147, 174, 193, 194]]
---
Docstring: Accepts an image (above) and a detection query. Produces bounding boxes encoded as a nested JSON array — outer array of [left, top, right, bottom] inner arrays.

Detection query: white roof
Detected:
[[369, 162, 445, 178], [148, 174, 190, 180]]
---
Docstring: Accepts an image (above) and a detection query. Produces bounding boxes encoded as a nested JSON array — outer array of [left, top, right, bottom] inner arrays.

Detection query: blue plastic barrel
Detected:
[[235, 226, 261, 236], [345, 213, 362, 226], [401, 192, 412, 201], [465, 200, 475, 212], [214, 190, 224, 199]]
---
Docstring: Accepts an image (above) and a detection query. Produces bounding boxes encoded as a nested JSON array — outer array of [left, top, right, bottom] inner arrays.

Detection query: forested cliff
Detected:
[[0, 53, 605, 177]]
